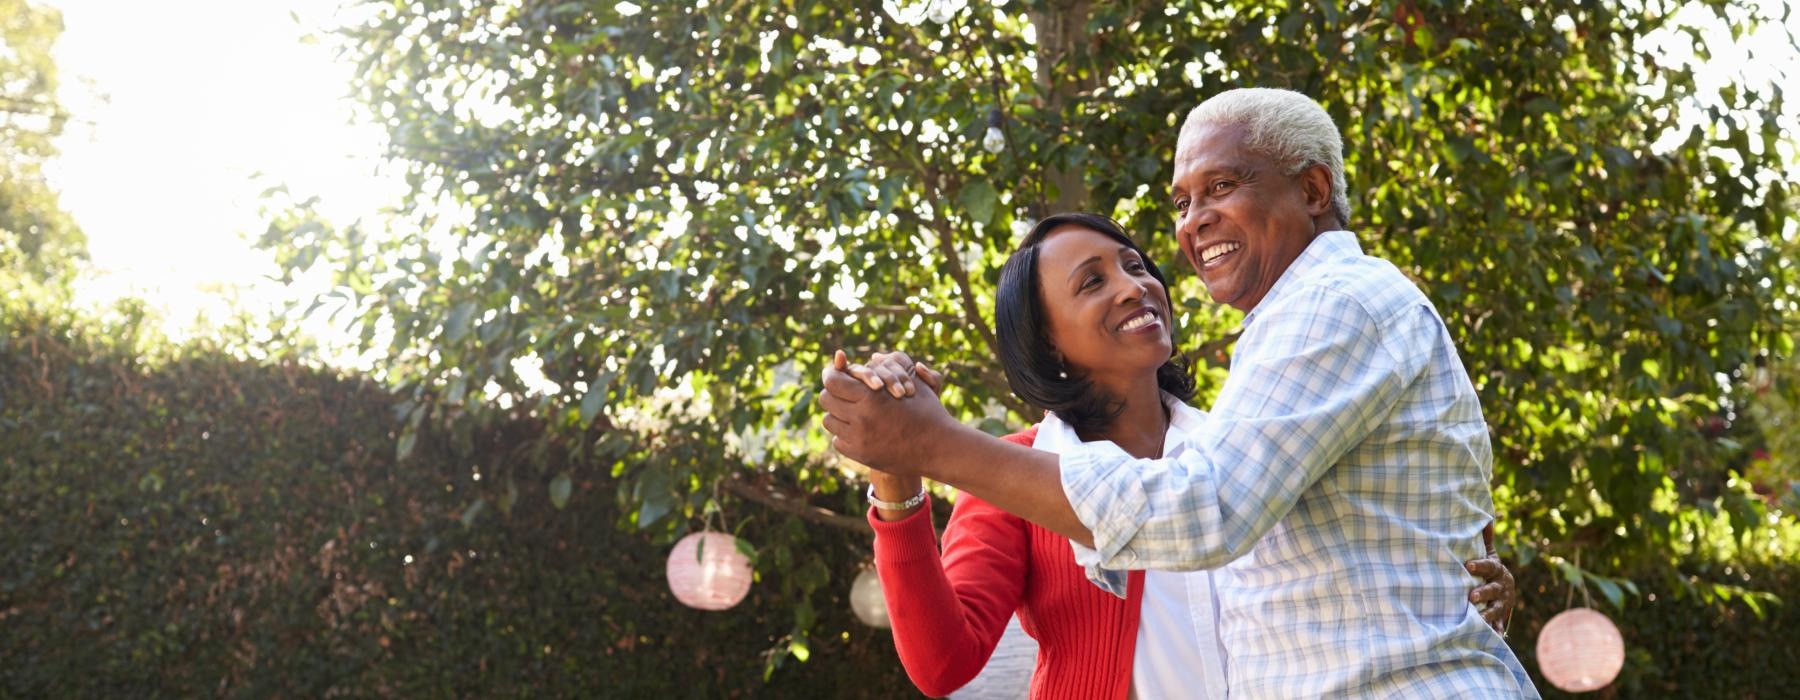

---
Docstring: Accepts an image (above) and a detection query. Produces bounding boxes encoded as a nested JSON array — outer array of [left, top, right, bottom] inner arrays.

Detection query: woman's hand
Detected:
[[1465, 522, 1517, 637], [843, 350, 943, 399]]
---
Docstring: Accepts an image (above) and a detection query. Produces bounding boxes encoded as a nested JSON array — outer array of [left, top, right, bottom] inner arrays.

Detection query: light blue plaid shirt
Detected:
[[1062, 231, 1538, 698]]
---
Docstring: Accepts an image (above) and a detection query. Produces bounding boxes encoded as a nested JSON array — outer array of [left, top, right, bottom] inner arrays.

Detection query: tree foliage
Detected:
[[0, 0, 84, 285], [263, 0, 1800, 665]]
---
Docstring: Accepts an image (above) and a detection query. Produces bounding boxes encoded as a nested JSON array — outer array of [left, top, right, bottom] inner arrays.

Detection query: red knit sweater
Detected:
[[869, 428, 1147, 699]]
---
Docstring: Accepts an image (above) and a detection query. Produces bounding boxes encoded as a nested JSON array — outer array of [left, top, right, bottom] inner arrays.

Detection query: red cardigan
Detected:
[[869, 428, 1147, 699]]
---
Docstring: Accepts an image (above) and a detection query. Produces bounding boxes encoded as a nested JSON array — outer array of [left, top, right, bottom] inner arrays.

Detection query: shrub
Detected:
[[1, 307, 910, 698]]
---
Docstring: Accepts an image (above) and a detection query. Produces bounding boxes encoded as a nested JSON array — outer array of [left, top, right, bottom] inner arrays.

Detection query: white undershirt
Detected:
[[1131, 570, 1230, 699], [1033, 398, 1230, 699]]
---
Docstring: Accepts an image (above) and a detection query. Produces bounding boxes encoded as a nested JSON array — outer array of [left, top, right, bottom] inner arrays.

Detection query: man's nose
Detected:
[[1182, 206, 1218, 237]]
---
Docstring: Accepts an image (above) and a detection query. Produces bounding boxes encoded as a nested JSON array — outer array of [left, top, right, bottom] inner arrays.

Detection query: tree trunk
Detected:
[[1029, 0, 1095, 214]]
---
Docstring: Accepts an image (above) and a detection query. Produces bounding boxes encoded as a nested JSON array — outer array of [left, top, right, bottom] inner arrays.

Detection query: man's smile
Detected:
[[1199, 240, 1242, 269]]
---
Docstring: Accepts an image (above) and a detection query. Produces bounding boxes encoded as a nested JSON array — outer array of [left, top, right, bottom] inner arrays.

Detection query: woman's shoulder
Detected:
[[1001, 425, 1039, 447]]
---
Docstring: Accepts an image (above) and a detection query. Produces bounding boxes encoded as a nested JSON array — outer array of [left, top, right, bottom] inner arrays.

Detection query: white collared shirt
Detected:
[[1033, 398, 1229, 699]]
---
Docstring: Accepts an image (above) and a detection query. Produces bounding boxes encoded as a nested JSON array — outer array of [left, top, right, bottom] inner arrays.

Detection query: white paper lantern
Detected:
[[1536, 607, 1625, 693], [666, 532, 753, 611], [850, 568, 890, 628]]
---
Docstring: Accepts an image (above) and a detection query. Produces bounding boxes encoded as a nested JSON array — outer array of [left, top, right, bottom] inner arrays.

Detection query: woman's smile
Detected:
[[1115, 307, 1162, 334]]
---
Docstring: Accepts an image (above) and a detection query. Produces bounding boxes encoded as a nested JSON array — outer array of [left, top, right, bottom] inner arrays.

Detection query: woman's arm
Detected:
[[870, 436, 1035, 697]]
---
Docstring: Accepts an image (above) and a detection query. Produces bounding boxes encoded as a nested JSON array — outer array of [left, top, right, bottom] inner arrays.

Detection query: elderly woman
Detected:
[[839, 213, 1516, 699]]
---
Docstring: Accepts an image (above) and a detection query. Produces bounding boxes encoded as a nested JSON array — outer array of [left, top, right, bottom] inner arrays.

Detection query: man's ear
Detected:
[[1299, 163, 1334, 219]]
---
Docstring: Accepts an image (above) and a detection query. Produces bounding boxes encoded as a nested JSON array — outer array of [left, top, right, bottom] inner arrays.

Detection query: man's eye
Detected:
[[1210, 181, 1234, 194], [1174, 199, 1189, 211]]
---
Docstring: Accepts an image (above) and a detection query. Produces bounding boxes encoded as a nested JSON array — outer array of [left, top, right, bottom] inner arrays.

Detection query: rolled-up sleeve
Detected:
[[1060, 285, 1421, 589]]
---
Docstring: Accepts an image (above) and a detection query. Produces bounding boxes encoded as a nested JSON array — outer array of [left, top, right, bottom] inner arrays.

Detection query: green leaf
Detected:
[[637, 491, 672, 529], [875, 176, 905, 215], [498, 477, 519, 515], [580, 378, 608, 426], [788, 636, 810, 663], [444, 301, 477, 342], [1590, 575, 1625, 610], [395, 427, 418, 462], [959, 179, 998, 225], [460, 498, 487, 527], [549, 472, 573, 510]]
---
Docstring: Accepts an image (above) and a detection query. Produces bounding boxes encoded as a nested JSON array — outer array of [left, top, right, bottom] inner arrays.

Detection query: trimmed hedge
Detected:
[[4, 308, 1797, 697], [0, 311, 911, 697]]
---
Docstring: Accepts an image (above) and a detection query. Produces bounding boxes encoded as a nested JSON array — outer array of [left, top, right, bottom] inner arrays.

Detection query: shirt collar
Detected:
[[1242, 229, 1361, 326], [1032, 394, 1208, 456]]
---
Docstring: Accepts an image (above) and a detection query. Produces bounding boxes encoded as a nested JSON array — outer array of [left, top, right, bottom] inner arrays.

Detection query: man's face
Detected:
[[1169, 123, 1324, 313]]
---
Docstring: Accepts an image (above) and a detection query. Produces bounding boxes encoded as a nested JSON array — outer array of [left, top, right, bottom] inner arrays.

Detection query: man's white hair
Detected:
[[1182, 88, 1350, 225]]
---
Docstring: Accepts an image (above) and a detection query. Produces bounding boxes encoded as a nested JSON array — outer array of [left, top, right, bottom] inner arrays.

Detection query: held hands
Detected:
[[844, 350, 944, 398], [818, 350, 956, 477]]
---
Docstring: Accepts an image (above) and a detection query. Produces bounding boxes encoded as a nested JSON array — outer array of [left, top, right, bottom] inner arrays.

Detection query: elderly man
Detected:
[[819, 88, 1538, 697]]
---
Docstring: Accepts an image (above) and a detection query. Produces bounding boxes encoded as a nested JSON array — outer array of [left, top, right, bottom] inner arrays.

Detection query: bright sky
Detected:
[[44, 0, 401, 353], [39, 0, 1799, 364]]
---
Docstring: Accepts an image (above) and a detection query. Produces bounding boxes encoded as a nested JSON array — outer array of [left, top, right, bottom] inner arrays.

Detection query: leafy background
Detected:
[[6, 0, 1800, 696]]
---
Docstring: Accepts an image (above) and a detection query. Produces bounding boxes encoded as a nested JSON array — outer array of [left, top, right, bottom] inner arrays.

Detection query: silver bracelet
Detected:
[[867, 483, 927, 511]]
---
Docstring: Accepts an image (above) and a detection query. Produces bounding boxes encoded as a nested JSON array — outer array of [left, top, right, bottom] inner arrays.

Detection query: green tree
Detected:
[[269, 0, 1799, 668], [0, 0, 84, 285]]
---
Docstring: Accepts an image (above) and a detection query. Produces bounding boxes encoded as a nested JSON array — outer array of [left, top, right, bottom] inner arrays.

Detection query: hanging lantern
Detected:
[[982, 108, 1006, 154], [666, 532, 753, 611], [850, 568, 890, 628], [1536, 607, 1625, 693]]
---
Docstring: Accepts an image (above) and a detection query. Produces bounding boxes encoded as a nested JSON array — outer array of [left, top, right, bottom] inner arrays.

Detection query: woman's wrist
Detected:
[[870, 475, 924, 521]]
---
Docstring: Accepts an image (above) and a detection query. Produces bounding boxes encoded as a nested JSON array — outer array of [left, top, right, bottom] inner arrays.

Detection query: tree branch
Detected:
[[724, 472, 873, 535], [891, 207, 1002, 358], [1194, 329, 1242, 368]]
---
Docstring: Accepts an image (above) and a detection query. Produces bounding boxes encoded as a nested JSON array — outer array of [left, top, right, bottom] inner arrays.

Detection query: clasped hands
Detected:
[[816, 349, 954, 478]]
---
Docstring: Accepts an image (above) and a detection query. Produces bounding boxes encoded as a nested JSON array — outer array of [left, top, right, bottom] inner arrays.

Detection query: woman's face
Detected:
[[1034, 225, 1174, 389]]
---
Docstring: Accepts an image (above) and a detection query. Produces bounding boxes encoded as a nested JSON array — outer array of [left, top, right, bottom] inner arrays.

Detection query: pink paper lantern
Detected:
[[1536, 607, 1625, 693], [666, 532, 753, 611]]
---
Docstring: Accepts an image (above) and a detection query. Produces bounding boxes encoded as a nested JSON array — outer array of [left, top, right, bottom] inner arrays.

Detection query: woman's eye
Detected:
[[1082, 275, 1102, 290]]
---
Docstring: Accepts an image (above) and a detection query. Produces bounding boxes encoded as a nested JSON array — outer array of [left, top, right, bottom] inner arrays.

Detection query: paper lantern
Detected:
[[1536, 607, 1625, 692], [850, 568, 890, 628], [666, 532, 752, 611]]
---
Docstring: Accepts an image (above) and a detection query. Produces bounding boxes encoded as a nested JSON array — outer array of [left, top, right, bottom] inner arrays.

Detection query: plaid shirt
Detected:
[[1062, 231, 1538, 698]]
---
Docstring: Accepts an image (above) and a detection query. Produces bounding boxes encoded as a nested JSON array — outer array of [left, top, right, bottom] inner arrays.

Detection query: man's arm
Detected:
[[1063, 287, 1419, 571], [822, 286, 1413, 573]]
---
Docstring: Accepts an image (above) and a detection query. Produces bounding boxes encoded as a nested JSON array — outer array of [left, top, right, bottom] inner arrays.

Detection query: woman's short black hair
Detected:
[[994, 212, 1196, 435]]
